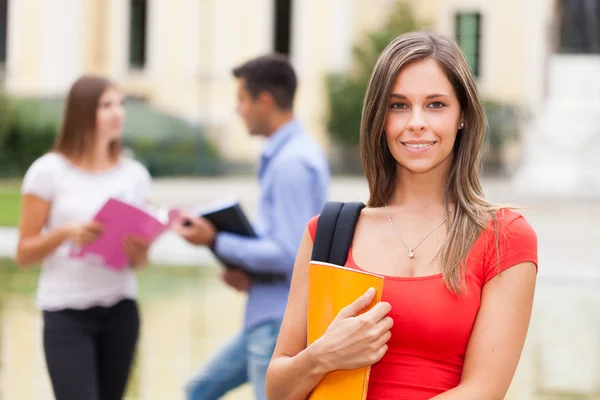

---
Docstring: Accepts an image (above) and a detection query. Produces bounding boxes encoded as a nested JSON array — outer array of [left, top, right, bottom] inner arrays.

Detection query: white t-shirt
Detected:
[[21, 152, 153, 311]]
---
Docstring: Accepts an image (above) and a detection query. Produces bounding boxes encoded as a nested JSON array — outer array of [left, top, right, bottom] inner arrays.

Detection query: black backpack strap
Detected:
[[329, 202, 365, 265], [311, 202, 343, 263], [311, 201, 365, 265]]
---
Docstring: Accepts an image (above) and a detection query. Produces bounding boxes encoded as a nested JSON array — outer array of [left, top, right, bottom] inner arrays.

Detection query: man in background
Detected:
[[175, 54, 330, 400]]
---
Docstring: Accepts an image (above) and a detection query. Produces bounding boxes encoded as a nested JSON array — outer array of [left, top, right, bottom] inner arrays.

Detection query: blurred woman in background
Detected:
[[16, 75, 153, 400]]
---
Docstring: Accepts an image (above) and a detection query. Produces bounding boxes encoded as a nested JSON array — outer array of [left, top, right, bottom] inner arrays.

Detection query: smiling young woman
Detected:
[[265, 31, 538, 400]]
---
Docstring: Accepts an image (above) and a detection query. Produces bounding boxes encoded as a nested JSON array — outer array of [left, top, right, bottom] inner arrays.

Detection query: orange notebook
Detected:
[[307, 260, 385, 400]]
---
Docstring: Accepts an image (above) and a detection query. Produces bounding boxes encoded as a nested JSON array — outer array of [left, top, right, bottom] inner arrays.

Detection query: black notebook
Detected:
[[194, 198, 257, 238], [189, 199, 287, 284]]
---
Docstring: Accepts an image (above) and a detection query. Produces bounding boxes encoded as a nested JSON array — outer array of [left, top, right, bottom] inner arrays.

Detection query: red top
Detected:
[[307, 209, 538, 400]]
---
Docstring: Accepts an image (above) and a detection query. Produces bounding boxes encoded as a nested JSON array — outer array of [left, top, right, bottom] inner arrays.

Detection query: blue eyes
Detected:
[[390, 102, 446, 110]]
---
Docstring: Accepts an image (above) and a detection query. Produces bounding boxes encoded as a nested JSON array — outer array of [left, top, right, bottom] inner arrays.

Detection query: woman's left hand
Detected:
[[123, 235, 150, 268]]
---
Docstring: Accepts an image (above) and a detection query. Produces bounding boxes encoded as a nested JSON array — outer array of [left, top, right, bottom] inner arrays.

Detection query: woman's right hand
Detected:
[[67, 221, 104, 245], [310, 287, 393, 372]]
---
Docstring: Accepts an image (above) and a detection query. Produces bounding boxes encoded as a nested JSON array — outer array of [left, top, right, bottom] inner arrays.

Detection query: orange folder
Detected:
[[307, 260, 385, 400]]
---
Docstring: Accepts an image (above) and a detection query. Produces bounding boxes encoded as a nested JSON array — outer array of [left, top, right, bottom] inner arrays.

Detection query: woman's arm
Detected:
[[15, 194, 102, 267], [265, 229, 393, 400], [430, 261, 537, 400], [265, 230, 328, 400], [16, 194, 67, 266]]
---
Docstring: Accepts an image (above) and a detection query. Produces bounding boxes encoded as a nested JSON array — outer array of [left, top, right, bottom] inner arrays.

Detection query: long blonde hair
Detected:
[[360, 31, 500, 294]]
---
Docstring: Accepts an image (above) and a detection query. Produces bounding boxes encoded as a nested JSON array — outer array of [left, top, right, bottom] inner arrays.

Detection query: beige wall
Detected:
[[83, 0, 109, 75], [3, 0, 550, 163], [415, 0, 529, 104], [5, 0, 45, 95], [169, 0, 401, 163]]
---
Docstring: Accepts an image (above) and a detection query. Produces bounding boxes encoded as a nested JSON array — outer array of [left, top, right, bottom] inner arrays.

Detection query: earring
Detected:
[[459, 122, 464, 129]]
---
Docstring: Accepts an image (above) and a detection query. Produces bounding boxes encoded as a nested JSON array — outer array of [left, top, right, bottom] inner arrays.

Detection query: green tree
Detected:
[[326, 1, 424, 148], [0, 91, 14, 171]]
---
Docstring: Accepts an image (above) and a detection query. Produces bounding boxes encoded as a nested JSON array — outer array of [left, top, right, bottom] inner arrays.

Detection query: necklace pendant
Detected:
[[408, 249, 414, 258]]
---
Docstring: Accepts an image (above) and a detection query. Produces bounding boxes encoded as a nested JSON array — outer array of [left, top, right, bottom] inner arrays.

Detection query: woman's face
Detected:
[[384, 58, 463, 176], [96, 87, 125, 144]]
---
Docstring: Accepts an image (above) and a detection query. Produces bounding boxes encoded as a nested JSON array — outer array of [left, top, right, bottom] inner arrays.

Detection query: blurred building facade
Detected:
[[2, 0, 554, 165]]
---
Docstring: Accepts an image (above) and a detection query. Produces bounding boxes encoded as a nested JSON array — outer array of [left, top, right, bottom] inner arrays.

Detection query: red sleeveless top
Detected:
[[307, 209, 537, 400]]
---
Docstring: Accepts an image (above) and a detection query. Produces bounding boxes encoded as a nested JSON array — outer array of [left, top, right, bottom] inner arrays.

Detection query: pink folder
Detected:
[[71, 198, 168, 270]]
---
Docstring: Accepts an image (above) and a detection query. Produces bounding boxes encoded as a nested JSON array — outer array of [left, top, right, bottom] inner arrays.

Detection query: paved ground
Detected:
[[1, 176, 600, 398]]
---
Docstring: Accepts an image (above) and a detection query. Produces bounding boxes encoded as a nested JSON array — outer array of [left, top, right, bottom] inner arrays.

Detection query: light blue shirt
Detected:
[[214, 119, 330, 328]]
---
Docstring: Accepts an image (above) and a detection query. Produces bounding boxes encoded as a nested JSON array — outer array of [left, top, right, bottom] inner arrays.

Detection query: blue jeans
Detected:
[[185, 319, 282, 400]]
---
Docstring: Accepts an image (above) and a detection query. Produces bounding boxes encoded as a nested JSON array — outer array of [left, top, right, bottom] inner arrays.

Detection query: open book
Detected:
[[307, 261, 385, 400], [71, 198, 168, 270]]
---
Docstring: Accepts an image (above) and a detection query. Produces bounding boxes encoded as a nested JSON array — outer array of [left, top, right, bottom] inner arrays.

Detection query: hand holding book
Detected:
[[307, 261, 389, 400], [172, 212, 256, 289], [170, 199, 287, 284], [310, 287, 392, 371], [171, 212, 218, 247], [66, 221, 105, 245], [70, 198, 168, 270]]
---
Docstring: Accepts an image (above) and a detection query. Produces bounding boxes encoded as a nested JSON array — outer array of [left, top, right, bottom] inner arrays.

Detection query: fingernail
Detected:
[[367, 287, 375, 295]]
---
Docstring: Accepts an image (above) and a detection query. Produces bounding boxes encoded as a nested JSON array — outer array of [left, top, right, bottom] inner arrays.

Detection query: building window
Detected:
[[557, 0, 600, 54], [129, 0, 147, 69], [455, 12, 481, 77], [0, 0, 8, 65], [273, 0, 292, 55]]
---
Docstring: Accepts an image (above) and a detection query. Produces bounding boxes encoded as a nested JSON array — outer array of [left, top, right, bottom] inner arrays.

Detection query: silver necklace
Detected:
[[384, 203, 449, 258]]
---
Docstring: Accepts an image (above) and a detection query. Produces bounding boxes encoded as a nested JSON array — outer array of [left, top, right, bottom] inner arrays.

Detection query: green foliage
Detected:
[[0, 96, 223, 178], [482, 99, 522, 149], [126, 135, 221, 177], [481, 99, 525, 175], [0, 91, 12, 150], [0, 98, 56, 178], [326, 1, 423, 146], [120, 99, 223, 176]]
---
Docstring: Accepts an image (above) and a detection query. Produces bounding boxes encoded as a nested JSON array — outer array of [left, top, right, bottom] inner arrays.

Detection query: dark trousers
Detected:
[[43, 299, 140, 400]]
